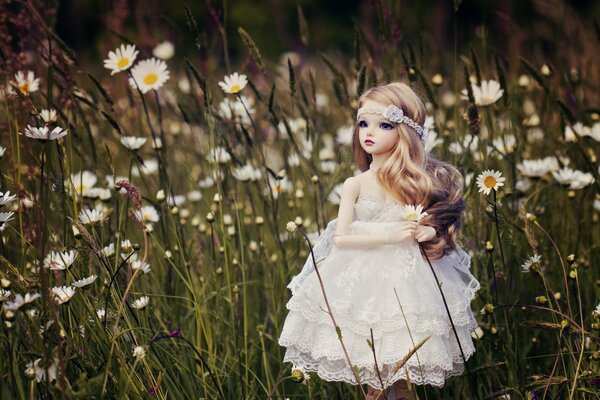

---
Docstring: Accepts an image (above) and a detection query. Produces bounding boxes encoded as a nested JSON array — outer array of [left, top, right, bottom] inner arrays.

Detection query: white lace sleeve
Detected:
[[287, 219, 338, 294]]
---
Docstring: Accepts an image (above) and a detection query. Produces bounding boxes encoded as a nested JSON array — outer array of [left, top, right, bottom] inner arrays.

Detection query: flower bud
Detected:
[[156, 189, 165, 201], [526, 213, 537, 223]]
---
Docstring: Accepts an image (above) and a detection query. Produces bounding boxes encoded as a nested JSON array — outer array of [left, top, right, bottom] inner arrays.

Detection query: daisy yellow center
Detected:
[[144, 73, 158, 85], [406, 212, 416, 220], [19, 83, 30, 94], [75, 184, 88, 193], [117, 57, 129, 68], [484, 176, 497, 188], [229, 84, 241, 93]]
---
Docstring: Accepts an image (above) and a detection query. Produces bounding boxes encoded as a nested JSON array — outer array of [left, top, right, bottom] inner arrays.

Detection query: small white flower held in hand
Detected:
[[103, 44, 139, 75], [131, 295, 150, 310], [476, 169, 505, 195], [128, 58, 170, 94], [399, 204, 428, 222], [120, 136, 147, 150], [132, 345, 146, 361], [218, 72, 248, 94]]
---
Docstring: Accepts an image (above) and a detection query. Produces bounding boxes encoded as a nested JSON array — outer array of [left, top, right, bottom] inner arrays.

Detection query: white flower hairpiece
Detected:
[[356, 104, 427, 142]]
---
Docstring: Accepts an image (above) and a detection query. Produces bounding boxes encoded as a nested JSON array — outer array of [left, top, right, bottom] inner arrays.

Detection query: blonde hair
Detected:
[[352, 82, 465, 260]]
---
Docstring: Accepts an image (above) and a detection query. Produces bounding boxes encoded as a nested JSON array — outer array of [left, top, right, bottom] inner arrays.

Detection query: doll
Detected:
[[278, 82, 480, 399]]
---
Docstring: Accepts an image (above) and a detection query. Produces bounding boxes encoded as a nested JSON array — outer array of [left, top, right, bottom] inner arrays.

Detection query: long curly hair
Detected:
[[352, 82, 465, 259]]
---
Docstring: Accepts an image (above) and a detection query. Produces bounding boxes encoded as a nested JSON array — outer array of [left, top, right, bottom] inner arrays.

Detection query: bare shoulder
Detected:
[[341, 176, 361, 197]]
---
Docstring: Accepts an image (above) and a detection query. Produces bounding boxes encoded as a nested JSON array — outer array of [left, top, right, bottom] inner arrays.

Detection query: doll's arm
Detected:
[[333, 177, 401, 249]]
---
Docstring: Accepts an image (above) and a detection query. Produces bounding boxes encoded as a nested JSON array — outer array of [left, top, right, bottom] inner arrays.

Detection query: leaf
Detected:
[[238, 27, 266, 77]]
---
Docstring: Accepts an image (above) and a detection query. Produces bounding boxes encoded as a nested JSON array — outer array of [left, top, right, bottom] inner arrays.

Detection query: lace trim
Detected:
[[280, 325, 476, 388]]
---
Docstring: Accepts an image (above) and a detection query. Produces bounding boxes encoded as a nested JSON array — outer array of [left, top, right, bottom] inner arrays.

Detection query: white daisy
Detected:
[[132, 345, 146, 361], [131, 260, 151, 274], [218, 72, 248, 94], [128, 58, 170, 94], [66, 170, 98, 197], [290, 364, 310, 384], [20, 125, 67, 141], [43, 250, 78, 271], [133, 205, 160, 223], [103, 44, 139, 75], [79, 207, 105, 224], [52, 286, 76, 305], [476, 170, 506, 195], [207, 146, 232, 164], [101, 243, 115, 257], [4, 292, 41, 311], [0, 289, 11, 301], [38, 109, 57, 123], [25, 358, 58, 383], [232, 164, 262, 181], [13, 71, 40, 95], [0, 191, 17, 207], [517, 157, 559, 177], [218, 95, 255, 125], [132, 159, 159, 177], [120, 136, 147, 150], [461, 79, 504, 106], [72, 275, 97, 288], [0, 211, 15, 223], [152, 40, 175, 60], [0, 146, 5, 158], [131, 295, 149, 309], [521, 254, 542, 273], [399, 204, 428, 222]]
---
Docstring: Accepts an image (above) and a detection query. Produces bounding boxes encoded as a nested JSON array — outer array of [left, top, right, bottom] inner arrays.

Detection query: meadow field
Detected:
[[0, 1, 599, 398]]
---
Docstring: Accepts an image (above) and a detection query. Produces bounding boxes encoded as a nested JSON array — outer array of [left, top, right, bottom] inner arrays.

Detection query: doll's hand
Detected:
[[415, 225, 436, 242], [386, 221, 418, 244]]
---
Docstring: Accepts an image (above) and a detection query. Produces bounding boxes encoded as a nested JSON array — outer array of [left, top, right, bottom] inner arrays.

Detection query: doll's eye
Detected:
[[380, 123, 394, 130], [358, 120, 368, 128]]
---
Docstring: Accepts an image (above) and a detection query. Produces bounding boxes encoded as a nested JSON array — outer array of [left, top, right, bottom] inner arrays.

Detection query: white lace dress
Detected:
[[278, 195, 481, 388]]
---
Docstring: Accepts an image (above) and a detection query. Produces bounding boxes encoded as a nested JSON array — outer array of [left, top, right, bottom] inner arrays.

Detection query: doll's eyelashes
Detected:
[[358, 121, 394, 130]]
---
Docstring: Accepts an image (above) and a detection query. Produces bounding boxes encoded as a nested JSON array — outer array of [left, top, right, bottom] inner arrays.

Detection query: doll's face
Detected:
[[356, 99, 400, 156]]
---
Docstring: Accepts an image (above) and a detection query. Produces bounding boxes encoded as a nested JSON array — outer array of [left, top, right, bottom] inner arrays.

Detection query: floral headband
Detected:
[[356, 104, 426, 142]]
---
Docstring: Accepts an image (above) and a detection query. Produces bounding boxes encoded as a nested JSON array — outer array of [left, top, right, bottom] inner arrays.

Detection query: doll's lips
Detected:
[[364, 139, 375, 146]]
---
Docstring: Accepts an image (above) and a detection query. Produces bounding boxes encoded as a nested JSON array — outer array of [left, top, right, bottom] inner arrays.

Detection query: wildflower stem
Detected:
[[532, 221, 573, 316], [297, 227, 366, 396]]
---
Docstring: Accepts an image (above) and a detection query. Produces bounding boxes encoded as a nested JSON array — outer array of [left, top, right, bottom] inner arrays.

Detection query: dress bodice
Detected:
[[354, 196, 405, 222]]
